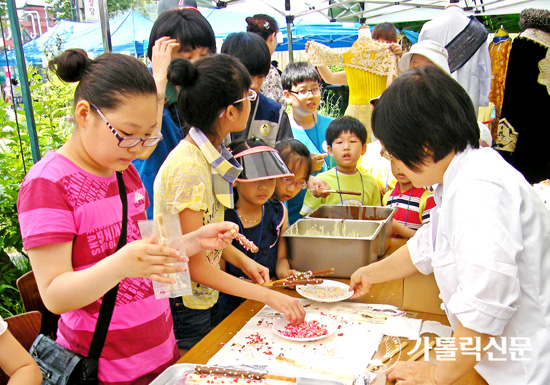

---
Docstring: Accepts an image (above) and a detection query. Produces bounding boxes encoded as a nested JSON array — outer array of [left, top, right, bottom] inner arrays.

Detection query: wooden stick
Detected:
[[323, 189, 361, 196], [260, 269, 335, 286], [367, 340, 409, 371], [195, 366, 296, 383], [407, 340, 436, 362], [157, 214, 168, 246]]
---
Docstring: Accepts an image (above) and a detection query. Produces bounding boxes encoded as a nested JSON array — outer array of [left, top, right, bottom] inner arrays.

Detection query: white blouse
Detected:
[[407, 147, 550, 384]]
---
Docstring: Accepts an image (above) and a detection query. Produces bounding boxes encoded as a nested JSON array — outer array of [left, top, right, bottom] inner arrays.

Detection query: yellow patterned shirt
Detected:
[[154, 140, 223, 309]]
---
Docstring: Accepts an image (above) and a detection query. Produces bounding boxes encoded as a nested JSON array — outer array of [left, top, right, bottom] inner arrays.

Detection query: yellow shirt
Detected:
[[154, 140, 223, 309]]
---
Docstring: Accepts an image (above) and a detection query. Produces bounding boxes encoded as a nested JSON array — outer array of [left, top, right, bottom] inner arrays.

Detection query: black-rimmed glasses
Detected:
[[91, 104, 163, 148], [289, 87, 321, 97]]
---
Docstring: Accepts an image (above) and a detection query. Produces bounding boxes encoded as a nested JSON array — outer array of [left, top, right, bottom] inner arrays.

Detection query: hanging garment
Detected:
[[496, 28, 550, 183]]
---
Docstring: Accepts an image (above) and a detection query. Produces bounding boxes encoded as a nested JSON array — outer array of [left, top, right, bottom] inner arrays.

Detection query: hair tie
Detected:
[[263, 20, 270, 29]]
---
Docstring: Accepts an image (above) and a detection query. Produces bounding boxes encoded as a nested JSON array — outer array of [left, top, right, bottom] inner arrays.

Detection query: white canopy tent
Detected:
[[193, 0, 549, 59]]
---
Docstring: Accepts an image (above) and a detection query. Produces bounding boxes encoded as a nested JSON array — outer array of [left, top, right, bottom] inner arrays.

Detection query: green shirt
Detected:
[[301, 168, 381, 215]]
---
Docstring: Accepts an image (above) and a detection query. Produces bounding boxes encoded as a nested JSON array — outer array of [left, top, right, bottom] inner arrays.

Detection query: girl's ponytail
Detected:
[[48, 50, 156, 110], [48, 48, 90, 83], [167, 58, 198, 88]]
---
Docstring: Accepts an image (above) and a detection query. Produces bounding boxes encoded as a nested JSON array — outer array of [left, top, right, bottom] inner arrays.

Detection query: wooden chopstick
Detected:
[[323, 189, 361, 196], [407, 340, 436, 361], [367, 340, 409, 371]]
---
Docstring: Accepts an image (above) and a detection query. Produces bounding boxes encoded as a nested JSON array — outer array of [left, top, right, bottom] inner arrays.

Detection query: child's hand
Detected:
[[239, 257, 270, 284], [349, 266, 373, 299], [308, 175, 331, 198], [191, 221, 240, 252], [152, 37, 180, 93], [311, 153, 328, 172], [265, 291, 306, 326], [115, 238, 187, 284], [388, 42, 403, 57]]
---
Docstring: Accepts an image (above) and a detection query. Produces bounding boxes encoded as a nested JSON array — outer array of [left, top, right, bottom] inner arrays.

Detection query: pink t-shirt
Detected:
[[17, 151, 178, 385]]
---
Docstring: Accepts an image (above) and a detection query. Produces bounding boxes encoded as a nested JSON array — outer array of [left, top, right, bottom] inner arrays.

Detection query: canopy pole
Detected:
[[98, 0, 112, 53], [6, 0, 40, 163], [286, 15, 294, 63]]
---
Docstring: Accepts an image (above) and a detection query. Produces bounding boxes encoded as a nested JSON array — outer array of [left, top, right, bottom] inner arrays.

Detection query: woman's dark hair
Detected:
[[372, 65, 479, 171], [372, 22, 397, 43], [168, 54, 251, 139], [325, 116, 367, 146], [246, 14, 279, 41], [275, 138, 312, 180], [147, 8, 216, 60], [48, 49, 156, 109], [221, 32, 271, 77], [229, 137, 267, 156], [281, 62, 320, 91]]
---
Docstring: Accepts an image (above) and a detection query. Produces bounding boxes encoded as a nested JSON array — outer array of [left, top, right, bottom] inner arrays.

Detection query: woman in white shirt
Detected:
[[0, 315, 42, 384], [349, 65, 550, 385]]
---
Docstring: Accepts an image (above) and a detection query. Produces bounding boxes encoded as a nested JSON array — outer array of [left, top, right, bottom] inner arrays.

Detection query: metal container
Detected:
[[306, 205, 395, 256], [283, 218, 383, 278]]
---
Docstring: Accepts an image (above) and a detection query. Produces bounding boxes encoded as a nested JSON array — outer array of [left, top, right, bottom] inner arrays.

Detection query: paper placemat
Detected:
[[208, 301, 384, 384]]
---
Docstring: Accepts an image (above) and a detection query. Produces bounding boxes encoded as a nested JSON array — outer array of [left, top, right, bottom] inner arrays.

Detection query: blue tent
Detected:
[[1, 11, 153, 67], [202, 8, 417, 52]]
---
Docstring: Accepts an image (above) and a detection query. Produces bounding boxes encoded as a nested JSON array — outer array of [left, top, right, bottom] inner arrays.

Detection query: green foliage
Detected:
[[48, 0, 156, 21], [319, 89, 345, 118], [0, 250, 28, 318], [0, 68, 74, 317]]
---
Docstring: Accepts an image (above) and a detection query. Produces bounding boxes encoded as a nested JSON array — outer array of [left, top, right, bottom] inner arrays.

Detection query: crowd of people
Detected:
[[3, 2, 549, 385]]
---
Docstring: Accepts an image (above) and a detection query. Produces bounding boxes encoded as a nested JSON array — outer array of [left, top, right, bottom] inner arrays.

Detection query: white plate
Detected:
[[296, 280, 354, 303], [272, 314, 337, 342]]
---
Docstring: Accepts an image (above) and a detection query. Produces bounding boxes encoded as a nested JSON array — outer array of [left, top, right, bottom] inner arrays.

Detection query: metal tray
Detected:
[[150, 363, 346, 385], [305, 205, 395, 256], [283, 218, 383, 278]]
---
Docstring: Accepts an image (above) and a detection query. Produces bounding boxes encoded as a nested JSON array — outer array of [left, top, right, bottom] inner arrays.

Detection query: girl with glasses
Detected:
[[219, 138, 300, 319], [154, 54, 305, 351], [17, 49, 240, 384]]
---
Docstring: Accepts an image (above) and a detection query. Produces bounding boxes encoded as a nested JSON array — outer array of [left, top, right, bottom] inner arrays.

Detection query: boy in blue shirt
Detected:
[[281, 62, 335, 223]]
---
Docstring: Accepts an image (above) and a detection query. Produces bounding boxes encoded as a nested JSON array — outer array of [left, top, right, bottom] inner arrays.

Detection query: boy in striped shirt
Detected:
[[382, 154, 436, 238]]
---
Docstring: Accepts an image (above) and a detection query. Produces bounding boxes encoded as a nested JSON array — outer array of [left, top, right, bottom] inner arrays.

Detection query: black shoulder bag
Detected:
[[30, 171, 128, 385]]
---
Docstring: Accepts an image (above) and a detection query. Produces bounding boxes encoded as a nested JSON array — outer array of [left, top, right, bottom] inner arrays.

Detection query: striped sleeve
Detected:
[[18, 176, 76, 250]]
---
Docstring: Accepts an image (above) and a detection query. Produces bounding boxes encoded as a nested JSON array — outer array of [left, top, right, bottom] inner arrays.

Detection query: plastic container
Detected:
[[138, 214, 192, 299]]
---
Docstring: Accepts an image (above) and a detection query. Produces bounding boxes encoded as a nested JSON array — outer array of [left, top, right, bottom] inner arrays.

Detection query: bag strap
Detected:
[[87, 171, 127, 359], [39, 171, 128, 360]]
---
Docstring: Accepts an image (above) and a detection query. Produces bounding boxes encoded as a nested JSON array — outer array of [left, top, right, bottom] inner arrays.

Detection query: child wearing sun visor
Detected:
[[219, 138, 300, 319]]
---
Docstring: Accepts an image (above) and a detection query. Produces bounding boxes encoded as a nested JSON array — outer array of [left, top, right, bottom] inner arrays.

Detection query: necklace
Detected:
[[237, 206, 264, 224], [335, 169, 365, 205]]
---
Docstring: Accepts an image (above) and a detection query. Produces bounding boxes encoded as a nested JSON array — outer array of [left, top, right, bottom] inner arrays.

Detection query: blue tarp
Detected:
[[203, 8, 417, 52], [1, 11, 153, 67]]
